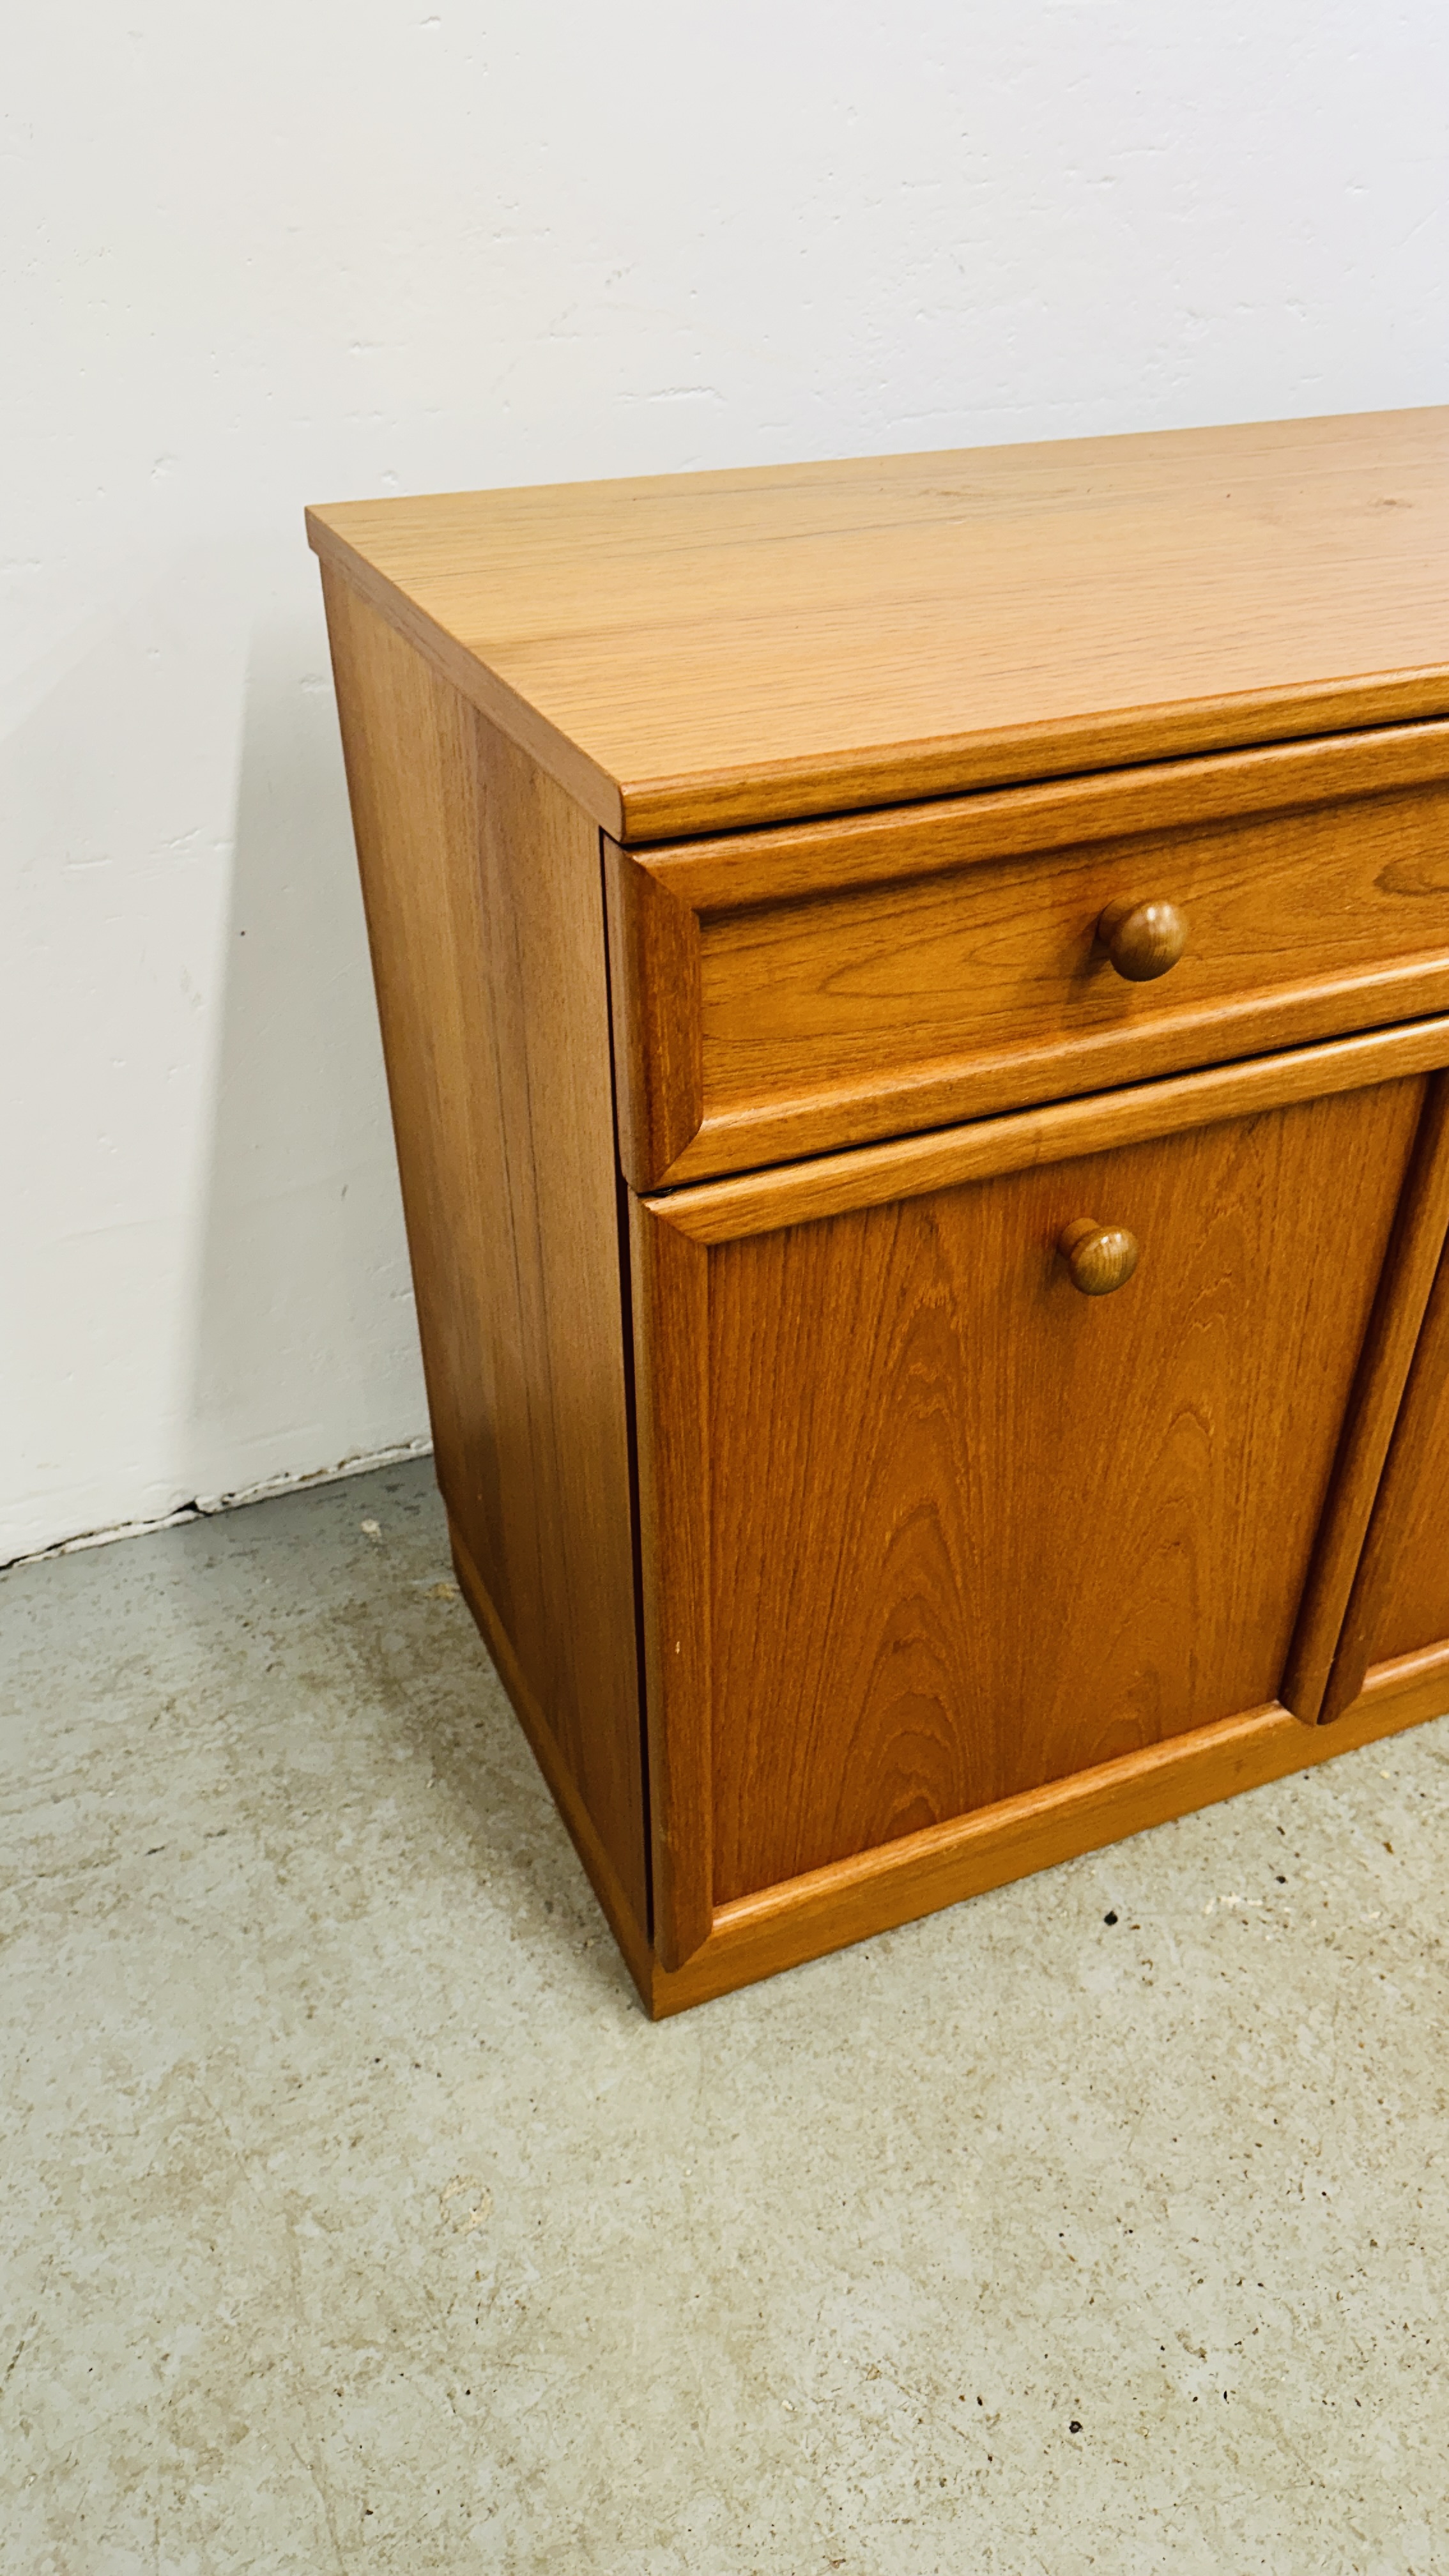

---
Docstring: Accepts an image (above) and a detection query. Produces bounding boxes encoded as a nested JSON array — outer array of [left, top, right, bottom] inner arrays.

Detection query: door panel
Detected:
[[1322, 1246, 1449, 1720], [699, 1082, 1423, 1902]]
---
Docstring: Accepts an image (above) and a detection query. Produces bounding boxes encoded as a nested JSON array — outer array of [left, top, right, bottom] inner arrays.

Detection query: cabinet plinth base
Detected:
[[642, 1678, 1446, 2018], [453, 1505, 1449, 2020]]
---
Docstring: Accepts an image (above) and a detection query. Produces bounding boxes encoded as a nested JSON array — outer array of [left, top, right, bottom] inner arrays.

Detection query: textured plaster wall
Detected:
[[5, 0, 1446, 1560]]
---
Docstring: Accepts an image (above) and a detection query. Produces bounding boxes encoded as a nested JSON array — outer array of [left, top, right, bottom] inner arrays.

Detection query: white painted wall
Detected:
[[6, 0, 1446, 1561]]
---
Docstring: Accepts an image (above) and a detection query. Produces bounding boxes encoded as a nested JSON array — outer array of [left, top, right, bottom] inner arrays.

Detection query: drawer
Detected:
[[605, 724, 1449, 1188]]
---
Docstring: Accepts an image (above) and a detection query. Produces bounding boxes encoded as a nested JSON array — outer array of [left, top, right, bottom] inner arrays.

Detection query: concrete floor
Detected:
[[3, 1465, 1449, 2574]]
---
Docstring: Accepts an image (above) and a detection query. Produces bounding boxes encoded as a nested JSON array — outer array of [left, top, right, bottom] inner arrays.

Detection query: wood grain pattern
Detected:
[[651, 1015, 1449, 1244], [639, 722, 1449, 911], [307, 410, 1449, 840], [1319, 1233, 1449, 1722], [321, 566, 649, 1936], [625, 778, 1449, 1184], [686, 1082, 1420, 1902], [1280, 1074, 1449, 1721], [643, 1674, 1445, 2017], [630, 955, 1449, 1190]]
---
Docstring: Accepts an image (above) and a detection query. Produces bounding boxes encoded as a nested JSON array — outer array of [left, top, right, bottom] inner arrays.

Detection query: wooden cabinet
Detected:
[[310, 409, 1449, 2016]]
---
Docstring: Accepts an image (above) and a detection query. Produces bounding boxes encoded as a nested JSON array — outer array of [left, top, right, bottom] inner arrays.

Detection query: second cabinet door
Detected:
[[1321, 1237, 1449, 1725], [633, 1042, 1449, 1947]]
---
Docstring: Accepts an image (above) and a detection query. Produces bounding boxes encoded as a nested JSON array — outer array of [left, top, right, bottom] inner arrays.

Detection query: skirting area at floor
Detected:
[[3, 1459, 1448, 2574]]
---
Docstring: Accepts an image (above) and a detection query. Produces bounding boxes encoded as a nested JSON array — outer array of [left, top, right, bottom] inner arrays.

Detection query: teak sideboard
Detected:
[[310, 408, 1449, 2017]]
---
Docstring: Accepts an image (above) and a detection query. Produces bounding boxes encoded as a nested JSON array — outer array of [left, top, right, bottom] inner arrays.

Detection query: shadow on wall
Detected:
[[187, 611, 427, 1505]]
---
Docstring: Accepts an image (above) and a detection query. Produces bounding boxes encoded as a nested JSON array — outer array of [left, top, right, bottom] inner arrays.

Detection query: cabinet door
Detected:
[[632, 1033, 1449, 1966], [1321, 1243, 1449, 1725]]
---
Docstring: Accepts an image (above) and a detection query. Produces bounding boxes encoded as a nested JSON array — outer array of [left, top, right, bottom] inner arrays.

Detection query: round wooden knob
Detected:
[[1098, 898, 1188, 982], [1059, 1217, 1140, 1296]]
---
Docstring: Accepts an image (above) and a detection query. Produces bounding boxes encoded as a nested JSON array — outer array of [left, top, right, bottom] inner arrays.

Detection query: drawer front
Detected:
[[607, 730, 1449, 1189], [631, 1023, 1449, 1960]]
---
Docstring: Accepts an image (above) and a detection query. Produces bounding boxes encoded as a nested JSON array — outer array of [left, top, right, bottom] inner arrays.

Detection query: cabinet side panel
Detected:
[[321, 565, 647, 1933]]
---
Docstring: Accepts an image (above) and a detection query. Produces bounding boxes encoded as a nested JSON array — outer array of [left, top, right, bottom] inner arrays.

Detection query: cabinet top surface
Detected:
[[309, 408, 1449, 843]]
